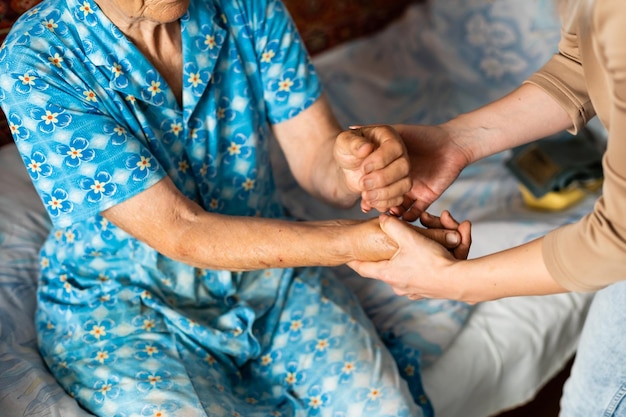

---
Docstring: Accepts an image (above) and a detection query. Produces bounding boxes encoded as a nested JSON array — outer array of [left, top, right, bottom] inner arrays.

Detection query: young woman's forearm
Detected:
[[443, 83, 574, 163], [453, 238, 568, 303]]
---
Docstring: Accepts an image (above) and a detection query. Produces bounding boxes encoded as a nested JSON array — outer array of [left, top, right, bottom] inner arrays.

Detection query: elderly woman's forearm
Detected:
[[102, 177, 393, 271], [172, 215, 365, 270], [272, 96, 360, 208]]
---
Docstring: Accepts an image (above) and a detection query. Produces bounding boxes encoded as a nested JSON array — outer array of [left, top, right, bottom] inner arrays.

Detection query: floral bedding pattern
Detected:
[[313, 0, 563, 127]]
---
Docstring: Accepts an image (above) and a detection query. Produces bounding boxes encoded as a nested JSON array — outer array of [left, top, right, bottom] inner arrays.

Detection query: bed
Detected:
[[0, 0, 599, 416]]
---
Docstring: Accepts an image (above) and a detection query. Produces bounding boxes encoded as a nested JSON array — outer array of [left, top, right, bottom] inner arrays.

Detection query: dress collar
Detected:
[[68, 0, 227, 118]]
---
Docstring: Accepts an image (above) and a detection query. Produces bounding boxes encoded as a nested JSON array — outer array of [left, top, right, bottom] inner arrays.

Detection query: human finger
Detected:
[[411, 224, 461, 249], [401, 198, 431, 223], [452, 219, 472, 260], [362, 176, 412, 213], [439, 210, 461, 229], [348, 258, 391, 284], [358, 126, 407, 174], [420, 210, 458, 229], [419, 211, 444, 228], [420, 210, 471, 258], [385, 195, 415, 217], [433, 210, 471, 259], [360, 156, 410, 192], [335, 128, 375, 170]]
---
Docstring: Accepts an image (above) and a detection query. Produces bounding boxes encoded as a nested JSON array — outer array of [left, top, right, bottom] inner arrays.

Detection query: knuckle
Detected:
[[400, 177, 412, 192], [398, 157, 410, 174], [336, 130, 350, 141], [375, 125, 393, 134], [389, 196, 404, 208], [392, 287, 405, 296]]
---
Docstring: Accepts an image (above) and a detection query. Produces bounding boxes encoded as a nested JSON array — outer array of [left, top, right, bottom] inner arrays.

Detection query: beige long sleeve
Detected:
[[524, 0, 626, 292]]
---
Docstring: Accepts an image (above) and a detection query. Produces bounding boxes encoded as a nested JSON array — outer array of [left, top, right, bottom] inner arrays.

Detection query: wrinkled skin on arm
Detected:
[[103, 95, 467, 272]]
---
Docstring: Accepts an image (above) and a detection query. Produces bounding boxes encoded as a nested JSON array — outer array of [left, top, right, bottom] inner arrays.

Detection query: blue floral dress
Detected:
[[0, 0, 432, 416]]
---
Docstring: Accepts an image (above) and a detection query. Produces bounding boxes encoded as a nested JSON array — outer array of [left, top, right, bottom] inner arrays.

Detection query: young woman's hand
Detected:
[[348, 211, 472, 301], [348, 211, 470, 264], [391, 124, 472, 221]]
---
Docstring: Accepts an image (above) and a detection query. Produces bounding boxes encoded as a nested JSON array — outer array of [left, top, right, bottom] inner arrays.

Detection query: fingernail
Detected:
[[446, 233, 459, 245], [364, 163, 374, 174], [388, 208, 401, 217], [363, 179, 374, 190]]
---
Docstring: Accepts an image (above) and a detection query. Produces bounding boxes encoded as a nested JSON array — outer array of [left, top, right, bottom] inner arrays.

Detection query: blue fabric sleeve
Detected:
[[0, 11, 166, 228], [241, 0, 322, 124]]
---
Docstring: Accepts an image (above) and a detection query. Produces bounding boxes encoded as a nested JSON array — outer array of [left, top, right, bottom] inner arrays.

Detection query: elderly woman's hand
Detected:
[[334, 125, 412, 215], [348, 211, 472, 301]]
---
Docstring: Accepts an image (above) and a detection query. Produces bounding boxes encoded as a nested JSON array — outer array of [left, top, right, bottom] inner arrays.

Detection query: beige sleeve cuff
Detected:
[[524, 55, 595, 135], [542, 222, 604, 293], [524, 28, 594, 134]]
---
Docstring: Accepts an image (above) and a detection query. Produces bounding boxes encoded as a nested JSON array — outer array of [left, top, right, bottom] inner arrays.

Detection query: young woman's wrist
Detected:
[[444, 258, 494, 304], [439, 116, 490, 165]]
